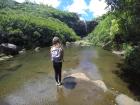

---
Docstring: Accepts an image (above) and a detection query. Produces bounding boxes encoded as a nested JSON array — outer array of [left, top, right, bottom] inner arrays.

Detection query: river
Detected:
[[0, 46, 136, 105]]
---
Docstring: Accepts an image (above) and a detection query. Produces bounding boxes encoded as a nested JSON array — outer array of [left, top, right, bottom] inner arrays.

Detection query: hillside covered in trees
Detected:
[[0, 1, 79, 48], [88, 0, 140, 99], [0, 0, 97, 49]]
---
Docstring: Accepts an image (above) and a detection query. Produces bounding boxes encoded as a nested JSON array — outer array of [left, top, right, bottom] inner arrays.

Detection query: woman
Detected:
[[50, 36, 64, 86]]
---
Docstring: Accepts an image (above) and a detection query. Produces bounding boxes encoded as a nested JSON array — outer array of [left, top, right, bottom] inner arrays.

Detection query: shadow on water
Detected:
[[63, 76, 77, 89]]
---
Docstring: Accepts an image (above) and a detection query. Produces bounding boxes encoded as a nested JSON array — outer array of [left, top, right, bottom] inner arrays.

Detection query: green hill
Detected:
[[0, 1, 80, 48]]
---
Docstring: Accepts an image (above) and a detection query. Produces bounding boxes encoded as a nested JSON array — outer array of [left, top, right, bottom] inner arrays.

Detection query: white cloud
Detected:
[[14, 0, 108, 19], [66, 0, 88, 15], [79, 17, 85, 20], [66, 0, 108, 19], [89, 0, 108, 17], [14, 0, 25, 3], [14, 0, 61, 8]]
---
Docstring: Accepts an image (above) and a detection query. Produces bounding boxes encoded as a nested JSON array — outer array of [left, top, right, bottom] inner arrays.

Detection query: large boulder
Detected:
[[67, 72, 108, 92], [0, 43, 19, 55]]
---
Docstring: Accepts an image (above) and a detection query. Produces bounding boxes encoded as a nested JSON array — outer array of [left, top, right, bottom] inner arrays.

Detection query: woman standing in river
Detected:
[[50, 36, 64, 86]]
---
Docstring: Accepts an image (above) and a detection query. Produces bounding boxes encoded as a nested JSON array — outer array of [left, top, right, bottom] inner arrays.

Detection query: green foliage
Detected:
[[89, 2, 140, 49], [122, 43, 134, 57], [0, 0, 14, 8], [89, 13, 122, 48], [120, 46, 140, 99], [123, 47, 140, 76], [110, 19, 121, 38], [11, 2, 80, 30], [0, 8, 79, 48]]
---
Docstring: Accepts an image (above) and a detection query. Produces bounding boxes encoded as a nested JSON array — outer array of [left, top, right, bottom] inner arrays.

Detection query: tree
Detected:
[[0, 0, 14, 8]]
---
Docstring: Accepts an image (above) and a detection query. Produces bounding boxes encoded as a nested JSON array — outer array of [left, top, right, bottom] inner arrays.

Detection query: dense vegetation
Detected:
[[0, 0, 81, 49], [9, 2, 96, 37], [88, 0, 140, 99], [89, 0, 140, 50]]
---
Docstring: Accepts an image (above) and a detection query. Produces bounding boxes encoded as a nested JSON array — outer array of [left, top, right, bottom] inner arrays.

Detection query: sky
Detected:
[[14, 0, 108, 21]]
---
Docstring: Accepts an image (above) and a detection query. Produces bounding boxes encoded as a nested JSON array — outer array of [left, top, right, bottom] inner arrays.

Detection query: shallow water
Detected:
[[0, 46, 135, 105]]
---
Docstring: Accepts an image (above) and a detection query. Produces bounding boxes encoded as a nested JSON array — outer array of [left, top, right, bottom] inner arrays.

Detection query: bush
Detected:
[[120, 46, 140, 99]]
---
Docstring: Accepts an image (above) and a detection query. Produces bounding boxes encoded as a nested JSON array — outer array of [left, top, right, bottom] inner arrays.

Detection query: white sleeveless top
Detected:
[[51, 46, 62, 62]]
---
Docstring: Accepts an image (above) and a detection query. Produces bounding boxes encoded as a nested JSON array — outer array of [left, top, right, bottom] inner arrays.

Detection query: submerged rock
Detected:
[[0, 55, 13, 61], [115, 94, 140, 105], [67, 72, 108, 92]]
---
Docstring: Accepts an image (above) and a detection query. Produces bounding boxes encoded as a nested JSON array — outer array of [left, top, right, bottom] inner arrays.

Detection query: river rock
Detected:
[[78, 40, 92, 47], [66, 41, 81, 47], [1, 43, 17, 49], [66, 41, 70, 47], [34, 47, 40, 52], [0, 43, 19, 55], [92, 80, 108, 92], [69, 72, 90, 81], [112, 50, 125, 56], [19, 49, 26, 54], [0, 55, 13, 61], [0, 53, 5, 57], [67, 72, 108, 92], [0, 58, 4, 61], [115, 94, 140, 105], [66, 40, 92, 47]]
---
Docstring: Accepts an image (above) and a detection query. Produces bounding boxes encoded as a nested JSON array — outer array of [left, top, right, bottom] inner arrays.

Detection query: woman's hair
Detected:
[[52, 36, 60, 45]]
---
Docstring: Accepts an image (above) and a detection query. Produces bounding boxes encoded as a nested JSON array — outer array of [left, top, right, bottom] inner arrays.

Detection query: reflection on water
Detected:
[[0, 47, 135, 105], [77, 49, 102, 80]]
